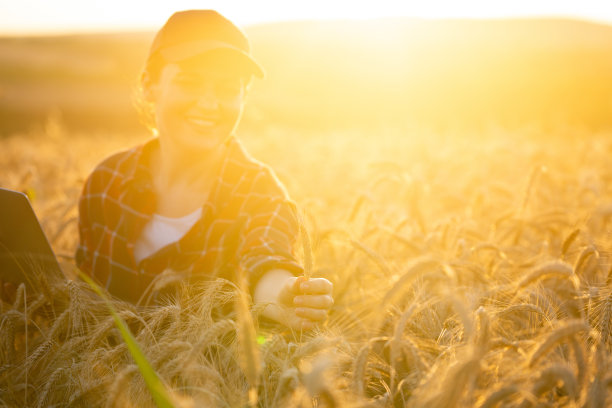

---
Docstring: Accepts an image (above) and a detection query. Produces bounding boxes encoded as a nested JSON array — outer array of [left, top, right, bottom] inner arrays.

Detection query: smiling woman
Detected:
[[73, 10, 334, 330], [149, 64, 247, 153]]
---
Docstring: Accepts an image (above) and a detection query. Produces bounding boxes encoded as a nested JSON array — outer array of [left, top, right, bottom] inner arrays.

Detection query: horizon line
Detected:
[[1, 14, 611, 38]]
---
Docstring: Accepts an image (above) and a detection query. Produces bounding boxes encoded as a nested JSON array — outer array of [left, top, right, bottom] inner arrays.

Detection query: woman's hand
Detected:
[[279, 275, 334, 330], [253, 269, 334, 331]]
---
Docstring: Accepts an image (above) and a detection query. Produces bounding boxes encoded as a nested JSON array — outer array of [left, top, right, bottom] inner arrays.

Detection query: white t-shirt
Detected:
[[133, 208, 202, 264]]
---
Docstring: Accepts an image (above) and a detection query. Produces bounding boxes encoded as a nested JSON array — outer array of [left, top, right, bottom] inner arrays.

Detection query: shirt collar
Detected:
[[119, 137, 159, 192], [119, 134, 240, 193]]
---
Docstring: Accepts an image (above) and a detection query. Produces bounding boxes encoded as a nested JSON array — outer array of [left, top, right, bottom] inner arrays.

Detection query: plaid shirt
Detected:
[[76, 136, 303, 303]]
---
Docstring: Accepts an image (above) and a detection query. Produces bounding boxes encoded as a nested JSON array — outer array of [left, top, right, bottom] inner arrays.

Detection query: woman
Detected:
[[75, 10, 333, 330]]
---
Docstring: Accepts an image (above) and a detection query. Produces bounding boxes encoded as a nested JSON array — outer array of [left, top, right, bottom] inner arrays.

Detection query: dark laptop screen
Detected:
[[0, 188, 65, 291]]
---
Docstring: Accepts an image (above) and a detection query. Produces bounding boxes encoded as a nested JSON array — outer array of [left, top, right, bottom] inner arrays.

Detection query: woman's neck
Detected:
[[153, 136, 229, 194]]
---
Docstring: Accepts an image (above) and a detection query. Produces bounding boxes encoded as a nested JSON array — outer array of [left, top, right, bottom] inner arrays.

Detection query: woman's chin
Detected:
[[177, 129, 227, 152]]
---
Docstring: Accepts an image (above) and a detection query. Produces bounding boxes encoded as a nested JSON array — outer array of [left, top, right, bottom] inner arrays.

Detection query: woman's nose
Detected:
[[196, 89, 219, 110]]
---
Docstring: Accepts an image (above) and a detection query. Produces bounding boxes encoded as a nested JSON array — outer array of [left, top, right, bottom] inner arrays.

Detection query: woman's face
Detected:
[[149, 61, 246, 152]]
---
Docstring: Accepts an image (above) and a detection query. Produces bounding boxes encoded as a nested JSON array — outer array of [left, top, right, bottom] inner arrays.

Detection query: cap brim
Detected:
[[160, 40, 264, 79]]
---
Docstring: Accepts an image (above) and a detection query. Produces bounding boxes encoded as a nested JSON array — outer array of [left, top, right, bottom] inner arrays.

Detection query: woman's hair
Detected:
[[132, 55, 160, 135]]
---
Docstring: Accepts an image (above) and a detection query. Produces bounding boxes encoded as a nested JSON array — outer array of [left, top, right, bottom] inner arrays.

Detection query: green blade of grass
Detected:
[[77, 271, 176, 408]]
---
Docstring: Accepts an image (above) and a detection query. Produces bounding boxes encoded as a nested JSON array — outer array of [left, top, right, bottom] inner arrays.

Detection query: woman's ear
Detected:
[[242, 76, 253, 98]]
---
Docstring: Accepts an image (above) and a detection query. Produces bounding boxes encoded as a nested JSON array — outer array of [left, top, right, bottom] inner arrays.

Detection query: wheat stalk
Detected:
[[585, 376, 607, 408], [191, 319, 236, 357], [48, 309, 70, 341], [351, 343, 370, 396], [424, 357, 481, 408], [0, 315, 16, 365], [474, 306, 491, 354], [25, 338, 55, 370], [390, 298, 427, 392], [235, 280, 261, 407], [105, 364, 138, 408], [272, 367, 299, 406], [298, 210, 314, 280], [382, 257, 439, 306], [497, 303, 547, 319], [517, 261, 576, 289], [347, 193, 369, 223], [36, 367, 65, 408], [561, 228, 581, 258], [531, 364, 579, 401], [350, 239, 394, 277], [12, 283, 25, 311], [528, 320, 588, 367], [478, 385, 519, 408], [574, 245, 598, 276], [599, 290, 612, 348], [570, 337, 587, 387], [68, 280, 84, 336], [518, 165, 545, 217]]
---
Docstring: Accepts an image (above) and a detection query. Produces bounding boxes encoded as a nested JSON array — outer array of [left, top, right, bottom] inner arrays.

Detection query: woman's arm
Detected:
[[238, 166, 334, 330]]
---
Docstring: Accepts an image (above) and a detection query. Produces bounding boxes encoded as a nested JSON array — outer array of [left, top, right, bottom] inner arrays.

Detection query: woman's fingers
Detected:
[[292, 276, 308, 292], [278, 308, 316, 330], [298, 319, 315, 331], [293, 294, 333, 309], [295, 307, 328, 321], [276, 275, 334, 330], [299, 277, 333, 295]]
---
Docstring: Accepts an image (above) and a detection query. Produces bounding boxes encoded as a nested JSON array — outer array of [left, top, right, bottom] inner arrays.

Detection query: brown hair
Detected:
[[132, 54, 165, 134]]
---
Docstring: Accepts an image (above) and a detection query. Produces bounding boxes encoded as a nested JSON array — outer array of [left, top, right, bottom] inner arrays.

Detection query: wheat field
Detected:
[[1, 123, 612, 407]]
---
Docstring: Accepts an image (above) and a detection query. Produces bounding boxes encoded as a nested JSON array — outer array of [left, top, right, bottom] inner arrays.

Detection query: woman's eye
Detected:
[[216, 83, 241, 96], [173, 77, 241, 97]]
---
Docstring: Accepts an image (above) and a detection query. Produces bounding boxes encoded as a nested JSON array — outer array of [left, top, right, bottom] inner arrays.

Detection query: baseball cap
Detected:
[[148, 10, 264, 79]]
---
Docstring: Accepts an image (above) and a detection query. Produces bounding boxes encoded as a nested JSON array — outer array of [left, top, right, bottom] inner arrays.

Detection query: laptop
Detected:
[[0, 187, 66, 291]]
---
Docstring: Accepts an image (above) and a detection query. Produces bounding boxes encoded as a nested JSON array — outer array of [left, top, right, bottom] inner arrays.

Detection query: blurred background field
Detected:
[[1, 18, 612, 135], [3, 16, 612, 408]]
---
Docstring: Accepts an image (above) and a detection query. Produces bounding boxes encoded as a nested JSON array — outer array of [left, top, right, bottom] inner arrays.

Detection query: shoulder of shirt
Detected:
[[78, 143, 146, 202], [84, 143, 144, 183], [232, 138, 281, 177], [231, 138, 291, 199]]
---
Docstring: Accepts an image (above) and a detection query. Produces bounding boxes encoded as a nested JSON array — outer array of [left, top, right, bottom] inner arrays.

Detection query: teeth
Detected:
[[188, 117, 216, 127]]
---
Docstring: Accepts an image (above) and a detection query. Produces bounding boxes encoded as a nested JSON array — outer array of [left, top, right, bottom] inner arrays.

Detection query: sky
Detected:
[[1, 0, 612, 35]]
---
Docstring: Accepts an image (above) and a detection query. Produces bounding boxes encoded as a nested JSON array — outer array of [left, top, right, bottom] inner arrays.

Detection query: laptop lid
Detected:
[[0, 187, 65, 291]]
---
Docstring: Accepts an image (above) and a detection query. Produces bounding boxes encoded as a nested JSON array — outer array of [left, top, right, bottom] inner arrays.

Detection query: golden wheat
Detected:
[[36, 366, 65, 408], [478, 385, 520, 408], [2, 127, 612, 406], [530, 364, 579, 402], [351, 342, 370, 396], [517, 261, 576, 289], [528, 320, 589, 367]]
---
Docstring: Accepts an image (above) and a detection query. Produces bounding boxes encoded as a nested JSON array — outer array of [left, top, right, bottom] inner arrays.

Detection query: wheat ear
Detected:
[[352, 343, 370, 396], [478, 385, 519, 408], [517, 261, 576, 289], [36, 367, 64, 408], [531, 364, 579, 400], [298, 209, 313, 280], [528, 320, 588, 367]]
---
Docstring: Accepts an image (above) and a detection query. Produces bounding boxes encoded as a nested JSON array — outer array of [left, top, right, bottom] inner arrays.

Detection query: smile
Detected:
[[188, 117, 217, 126], [187, 116, 219, 129]]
